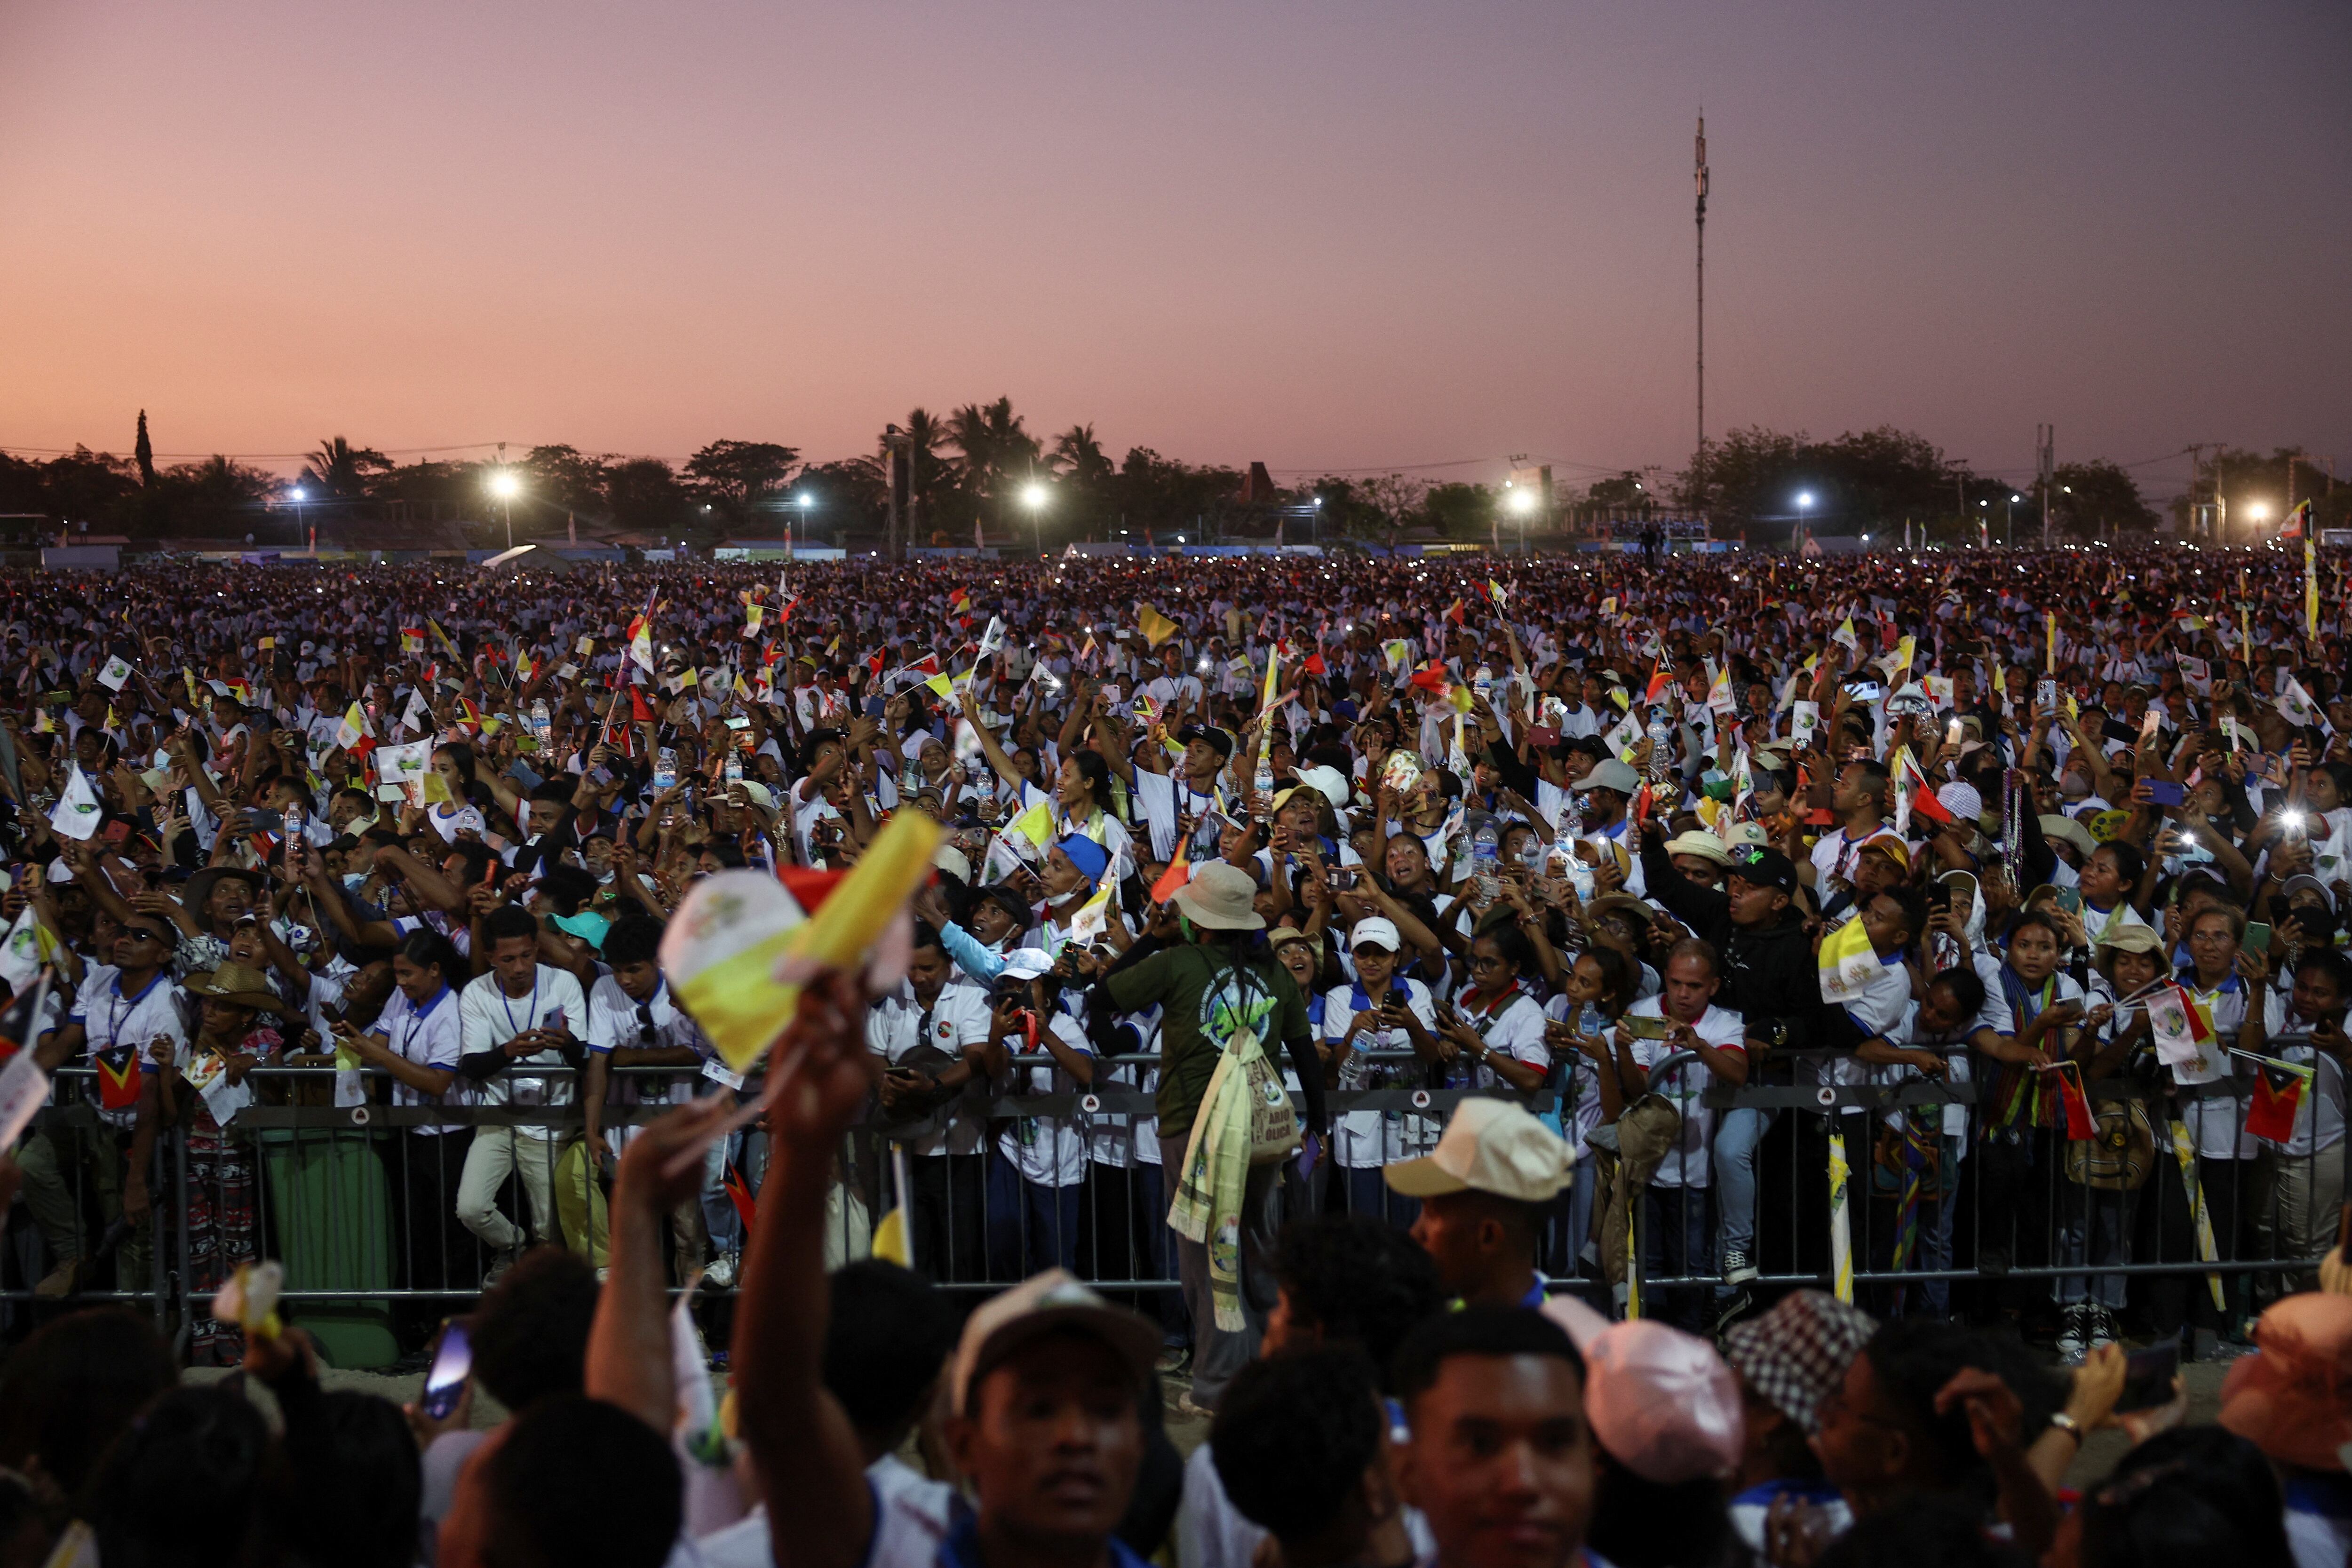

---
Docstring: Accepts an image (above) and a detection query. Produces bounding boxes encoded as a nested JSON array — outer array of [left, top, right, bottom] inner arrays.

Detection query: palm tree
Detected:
[[1050, 423, 1112, 488], [299, 436, 392, 500], [946, 398, 1040, 504]]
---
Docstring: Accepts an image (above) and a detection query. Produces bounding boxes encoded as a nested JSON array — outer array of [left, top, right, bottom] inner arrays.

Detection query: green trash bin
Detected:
[[257, 1125, 399, 1369]]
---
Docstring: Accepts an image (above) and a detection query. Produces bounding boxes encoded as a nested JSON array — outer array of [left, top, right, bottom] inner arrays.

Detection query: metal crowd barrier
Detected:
[[1621, 1048, 2349, 1338], [1, 1052, 1536, 1364], [16, 1042, 2303, 1362]]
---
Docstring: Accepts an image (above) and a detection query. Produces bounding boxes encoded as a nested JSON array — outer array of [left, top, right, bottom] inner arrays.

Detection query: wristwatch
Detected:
[[1763, 1019, 1790, 1050], [2047, 1411, 2083, 1442]]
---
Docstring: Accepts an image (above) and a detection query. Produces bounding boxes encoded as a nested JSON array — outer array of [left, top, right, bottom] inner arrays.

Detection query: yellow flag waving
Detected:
[[1817, 916, 1878, 1004], [1139, 605, 1179, 648]]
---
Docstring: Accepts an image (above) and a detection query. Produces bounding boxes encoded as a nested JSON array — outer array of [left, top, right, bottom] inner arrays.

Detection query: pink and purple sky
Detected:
[[2, 0, 2345, 500]]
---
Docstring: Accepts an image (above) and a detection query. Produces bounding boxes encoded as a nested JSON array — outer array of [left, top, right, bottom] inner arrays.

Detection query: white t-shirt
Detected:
[[865, 979, 993, 1158], [1131, 767, 1226, 865], [1456, 988, 1550, 1092], [72, 964, 189, 1130], [1543, 995, 1611, 1161], [2178, 975, 2286, 1159], [1323, 976, 1439, 1168], [1082, 1004, 1163, 1171], [996, 1012, 1095, 1186], [459, 965, 589, 1141], [1626, 997, 1748, 1188], [583, 975, 711, 1148], [374, 982, 466, 1134]]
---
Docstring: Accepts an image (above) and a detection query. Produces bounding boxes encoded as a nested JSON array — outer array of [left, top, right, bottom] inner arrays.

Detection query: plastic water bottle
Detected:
[[1645, 711, 1673, 784], [1472, 665, 1493, 706], [1255, 751, 1276, 825], [1520, 830, 1547, 875], [1472, 819, 1499, 905], [283, 802, 304, 845], [723, 751, 744, 785], [529, 699, 552, 752], [653, 748, 678, 793]]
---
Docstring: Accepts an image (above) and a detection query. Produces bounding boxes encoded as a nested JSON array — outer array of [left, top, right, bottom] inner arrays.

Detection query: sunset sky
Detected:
[[2, 0, 2344, 501]]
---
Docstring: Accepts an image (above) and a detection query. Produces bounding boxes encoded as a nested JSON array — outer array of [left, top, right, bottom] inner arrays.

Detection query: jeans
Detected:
[[1341, 1165, 1420, 1232], [1712, 1107, 1775, 1293], [1082, 1161, 1188, 1345], [1545, 1166, 1597, 1284], [1917, 1134, 1967, 1317], [2056, 1179, 2137, 1309], [1640, 1184, 1714, 1331], [908, 1153, 987, 1283]]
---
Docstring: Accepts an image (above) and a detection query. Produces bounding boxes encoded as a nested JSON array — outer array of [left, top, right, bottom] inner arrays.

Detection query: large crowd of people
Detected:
[[0, 540, 2347, 1566]]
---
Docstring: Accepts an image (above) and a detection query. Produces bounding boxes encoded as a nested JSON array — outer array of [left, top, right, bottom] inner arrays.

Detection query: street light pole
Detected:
[[1021, 483, 1048, 557], [489, 468, 522, 551]]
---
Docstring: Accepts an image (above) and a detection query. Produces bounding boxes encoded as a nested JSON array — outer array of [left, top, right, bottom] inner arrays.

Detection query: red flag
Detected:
[[1408, 662, 1452, 697], [1151, 845, 1192, 904], [1303, 652, 1327, 677], [1445, 598, 1466, 625], [629, 688, 654, 724], [1899, 755, 1955, 825], [0, 973, 51, 1067], [1643, 665, 1671, 704], [96, 1044, 143, 1111], [2056, 1063, 2096, 1141], [777, 866, 849, 911], [723, 1159, 757, 1234], [2247, 1066, 2306, 1144]]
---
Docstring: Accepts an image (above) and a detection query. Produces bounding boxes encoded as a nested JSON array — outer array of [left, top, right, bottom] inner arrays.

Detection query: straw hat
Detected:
[[183, 963, 288, 1015]]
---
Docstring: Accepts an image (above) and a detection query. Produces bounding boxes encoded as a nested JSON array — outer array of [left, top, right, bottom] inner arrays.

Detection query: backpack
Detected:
[[1195, 948, 1300, 1166], [2063, 1097, 2156, 1191]]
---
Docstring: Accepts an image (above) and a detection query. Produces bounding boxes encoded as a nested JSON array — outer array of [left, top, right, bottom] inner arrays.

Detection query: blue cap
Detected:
[[1057, 834, 1110, 889]]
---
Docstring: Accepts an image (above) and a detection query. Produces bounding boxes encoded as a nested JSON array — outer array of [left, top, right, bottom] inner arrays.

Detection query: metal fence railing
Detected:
[[1618, 1048, 2347, 1338], [1, 1054, 1547, 1363], [7, 1046, 2329, 1361]]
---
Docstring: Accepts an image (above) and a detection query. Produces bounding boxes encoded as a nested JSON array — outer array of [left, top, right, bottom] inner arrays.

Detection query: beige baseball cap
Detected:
[[949, 1269, 1163, 1416], [1383, 1098, 1573, 1202]]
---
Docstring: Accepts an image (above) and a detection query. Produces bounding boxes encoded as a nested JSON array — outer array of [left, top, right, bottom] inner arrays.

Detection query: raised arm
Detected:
[[733, 972, 883, 1568]]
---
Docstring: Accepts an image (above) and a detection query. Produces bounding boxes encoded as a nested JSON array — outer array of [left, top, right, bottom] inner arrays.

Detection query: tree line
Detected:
[[3, 404, 2321, 549]]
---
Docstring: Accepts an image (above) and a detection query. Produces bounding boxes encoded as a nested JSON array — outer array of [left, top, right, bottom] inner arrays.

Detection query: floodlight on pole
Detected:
[[1021, 482, 1048, 553], [487, 468, 522, 549]]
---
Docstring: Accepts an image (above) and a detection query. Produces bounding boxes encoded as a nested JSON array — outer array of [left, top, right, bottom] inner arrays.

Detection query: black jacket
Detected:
[[1638, 834, 1863, 1069]]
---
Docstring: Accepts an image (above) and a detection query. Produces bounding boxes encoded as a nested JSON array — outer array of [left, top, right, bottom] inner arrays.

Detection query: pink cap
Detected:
[[2220, 1293, 2352, 1472], [1581, 1320, 1744, 1485]]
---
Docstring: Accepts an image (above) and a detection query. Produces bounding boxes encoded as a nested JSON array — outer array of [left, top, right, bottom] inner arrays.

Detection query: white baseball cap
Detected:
[[1384, 1097, 1573, 1202], [950, 1269, 1161, 1416], [1349, 916, 1402, 954]]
